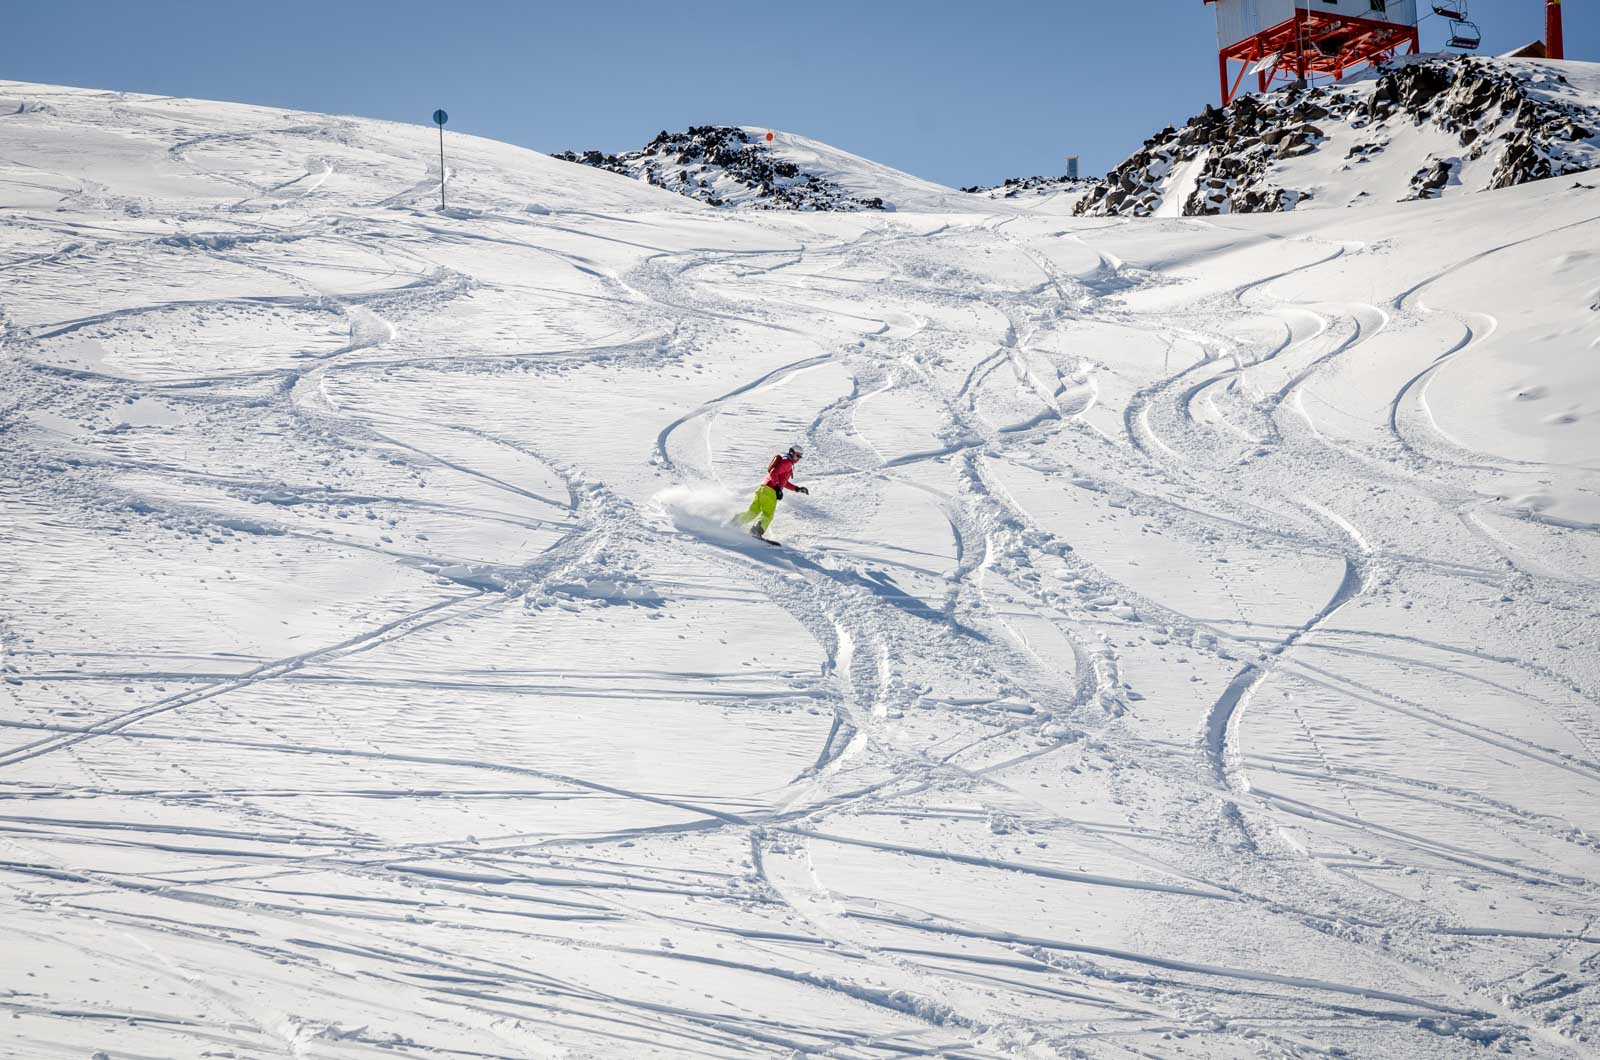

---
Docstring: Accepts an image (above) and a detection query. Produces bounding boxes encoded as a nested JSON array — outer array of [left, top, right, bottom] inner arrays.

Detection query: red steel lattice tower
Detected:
[[1206, 0, 1422, 105]]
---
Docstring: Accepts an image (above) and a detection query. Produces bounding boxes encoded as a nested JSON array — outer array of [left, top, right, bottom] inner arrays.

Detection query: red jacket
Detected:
[[764, 455, 798, 493]]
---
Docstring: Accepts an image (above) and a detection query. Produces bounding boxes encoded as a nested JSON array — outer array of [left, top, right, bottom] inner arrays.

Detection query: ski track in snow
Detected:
[[2, 79, 1599, 1059]]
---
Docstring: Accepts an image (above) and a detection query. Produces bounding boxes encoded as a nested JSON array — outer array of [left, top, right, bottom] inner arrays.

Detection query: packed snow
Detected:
[[1, 73, 1598, 1059]]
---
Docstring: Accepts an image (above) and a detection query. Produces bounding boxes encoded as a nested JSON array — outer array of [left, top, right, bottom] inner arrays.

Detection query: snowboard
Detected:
[[723, 518, 784, 548]]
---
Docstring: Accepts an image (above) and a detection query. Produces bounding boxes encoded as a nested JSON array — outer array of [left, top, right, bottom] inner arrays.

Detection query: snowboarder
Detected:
[[735, 444, 809, 542]]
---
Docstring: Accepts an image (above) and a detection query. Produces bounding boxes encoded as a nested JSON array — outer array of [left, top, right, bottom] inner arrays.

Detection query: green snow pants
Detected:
[[736, 485, 778, 532]]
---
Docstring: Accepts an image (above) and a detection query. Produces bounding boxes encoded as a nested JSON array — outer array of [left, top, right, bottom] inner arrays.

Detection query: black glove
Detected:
[[795, 485, 810, 495]]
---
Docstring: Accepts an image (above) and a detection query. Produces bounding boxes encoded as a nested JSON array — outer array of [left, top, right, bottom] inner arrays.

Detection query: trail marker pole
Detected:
[[433, 109, 449, 209]]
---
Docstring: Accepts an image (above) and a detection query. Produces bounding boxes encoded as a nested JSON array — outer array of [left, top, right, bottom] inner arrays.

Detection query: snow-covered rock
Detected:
[[962, 174, 1102, 203], [1077, 55, 1600, 216], [555, 124, 965, 211]]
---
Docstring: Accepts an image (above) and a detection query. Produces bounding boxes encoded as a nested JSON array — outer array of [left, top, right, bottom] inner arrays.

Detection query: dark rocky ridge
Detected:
[[1075, 55, 1600, 217], [555, 126, 886, 211], [962, 175, 1103, 199]]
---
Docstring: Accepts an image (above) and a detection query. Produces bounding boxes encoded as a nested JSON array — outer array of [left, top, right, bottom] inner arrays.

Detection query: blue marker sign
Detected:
[[433, 109, 448, 126]]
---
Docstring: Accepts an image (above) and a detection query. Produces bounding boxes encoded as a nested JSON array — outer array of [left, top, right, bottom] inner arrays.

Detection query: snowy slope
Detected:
[[556, 124, 968, 211], [1078, 54, 1600, 216], [3, 78, 1600, 1060]]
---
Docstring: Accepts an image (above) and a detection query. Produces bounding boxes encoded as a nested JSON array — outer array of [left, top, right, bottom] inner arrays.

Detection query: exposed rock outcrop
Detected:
[[555, 126, 886, 211], [1075, 55, 1600, 217], [962, 175, 1103, 199]]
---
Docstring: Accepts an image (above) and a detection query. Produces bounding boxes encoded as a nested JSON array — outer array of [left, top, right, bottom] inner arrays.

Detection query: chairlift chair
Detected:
[[1431, 2, 1466, 19], [1447, 18, 1482, 50]]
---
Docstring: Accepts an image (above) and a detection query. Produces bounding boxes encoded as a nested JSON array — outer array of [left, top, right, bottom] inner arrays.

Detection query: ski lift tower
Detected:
[[1206, 1, 1421, 106]]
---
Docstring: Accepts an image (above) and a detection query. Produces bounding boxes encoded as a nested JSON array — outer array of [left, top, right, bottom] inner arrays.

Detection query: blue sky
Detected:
[[4, 1, 1594, 187]]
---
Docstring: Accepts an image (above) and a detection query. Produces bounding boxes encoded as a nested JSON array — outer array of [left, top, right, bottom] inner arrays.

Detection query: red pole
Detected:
[[1295, 8, 1308, 85], [1220, 52, 1231, 105], [1546, 0, 1565, 60]]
